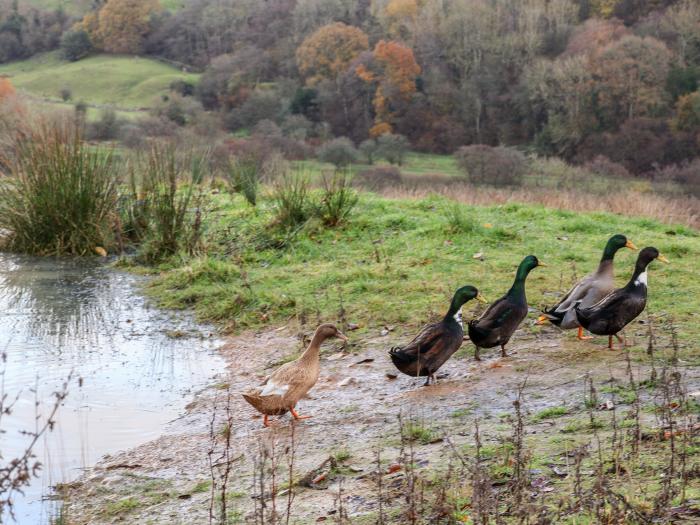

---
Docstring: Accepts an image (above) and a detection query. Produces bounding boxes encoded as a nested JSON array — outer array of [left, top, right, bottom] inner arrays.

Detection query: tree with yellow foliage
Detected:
[[82, 0, 161, 55]]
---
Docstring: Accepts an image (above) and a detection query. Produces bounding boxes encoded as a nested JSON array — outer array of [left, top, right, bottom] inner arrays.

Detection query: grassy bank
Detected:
[[139, 189, 700, 354], [0, 52, 199, 111]]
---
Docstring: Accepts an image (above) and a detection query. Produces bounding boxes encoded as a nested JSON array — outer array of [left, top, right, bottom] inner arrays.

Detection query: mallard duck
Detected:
[[537, 234, 637, 340], [389, 285, 486, 386], [575, 247, 668, 350], [468, 255, 545, 360], [242, 323, 348, 427]]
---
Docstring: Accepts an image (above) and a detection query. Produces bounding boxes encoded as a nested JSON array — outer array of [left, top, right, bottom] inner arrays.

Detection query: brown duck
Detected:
[[242, 323, 348, 427]]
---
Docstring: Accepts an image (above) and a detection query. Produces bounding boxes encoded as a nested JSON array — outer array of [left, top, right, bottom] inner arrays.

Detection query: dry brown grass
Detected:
[[379, 182, 700, 229]]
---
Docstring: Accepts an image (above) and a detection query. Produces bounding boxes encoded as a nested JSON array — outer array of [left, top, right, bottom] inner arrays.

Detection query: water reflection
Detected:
[[0, 254, 224, 523]]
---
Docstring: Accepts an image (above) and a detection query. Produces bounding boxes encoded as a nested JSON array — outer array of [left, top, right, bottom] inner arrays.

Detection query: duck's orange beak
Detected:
[[657, 254, 670, 264], [625, 240, 638, 250], [536, 315, 550, 325], [337, 331, 349, 342]]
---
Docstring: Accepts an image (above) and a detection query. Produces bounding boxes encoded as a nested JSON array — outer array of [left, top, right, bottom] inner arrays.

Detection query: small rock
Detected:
[[472, 252, 484, 260], [338, 377, 356, 387], [385, 373, 398, 380], [380, 328, 389, 336], [346, 322, 360, 331], [597, 399, 615, 411]]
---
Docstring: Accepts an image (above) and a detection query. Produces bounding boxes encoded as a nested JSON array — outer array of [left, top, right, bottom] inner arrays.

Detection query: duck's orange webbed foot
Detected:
[[577, 327, 593, 341], [290, 408, 311, 421], [263, 415, 271, 427]]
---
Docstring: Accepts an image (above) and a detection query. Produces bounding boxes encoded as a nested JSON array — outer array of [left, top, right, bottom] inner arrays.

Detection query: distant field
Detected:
[[0, 52, 199, 112]]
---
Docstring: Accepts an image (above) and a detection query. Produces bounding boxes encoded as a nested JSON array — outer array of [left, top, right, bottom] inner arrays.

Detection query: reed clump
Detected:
[[0, 122, 118, 255]]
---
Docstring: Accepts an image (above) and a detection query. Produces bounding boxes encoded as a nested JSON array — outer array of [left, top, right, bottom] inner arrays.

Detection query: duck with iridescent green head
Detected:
[[468, 255, 545, 360], [389, 285, 487, 386], [537, 234, 637, 340]]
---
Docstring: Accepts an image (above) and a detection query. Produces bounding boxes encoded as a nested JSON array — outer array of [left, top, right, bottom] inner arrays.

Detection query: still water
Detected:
[[0, 254, 225, 524]]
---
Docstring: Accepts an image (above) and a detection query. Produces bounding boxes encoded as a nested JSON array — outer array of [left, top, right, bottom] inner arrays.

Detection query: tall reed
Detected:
[[0, 122, 118, 255], [128, 143, 206, 262]]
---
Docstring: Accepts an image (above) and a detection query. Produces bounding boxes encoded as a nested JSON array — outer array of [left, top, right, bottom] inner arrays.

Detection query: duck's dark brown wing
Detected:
[[389, 321, 463, 377], [576, 289, 646, 335], [468, 296, 527, 349]]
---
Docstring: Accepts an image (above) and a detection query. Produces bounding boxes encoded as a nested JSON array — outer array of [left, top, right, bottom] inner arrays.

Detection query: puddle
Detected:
[[0, 254, 225, 523]]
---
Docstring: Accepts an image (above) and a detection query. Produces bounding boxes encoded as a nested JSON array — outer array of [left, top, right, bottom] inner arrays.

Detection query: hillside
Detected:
[[0, 52, 198, 113]]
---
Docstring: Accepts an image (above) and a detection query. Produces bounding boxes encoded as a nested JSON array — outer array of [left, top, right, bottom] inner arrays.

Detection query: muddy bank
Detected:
[[60, 318, 696, 524]]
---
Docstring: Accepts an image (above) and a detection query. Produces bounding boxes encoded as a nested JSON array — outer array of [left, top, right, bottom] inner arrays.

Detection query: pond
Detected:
[[0, 254, 225, 524]]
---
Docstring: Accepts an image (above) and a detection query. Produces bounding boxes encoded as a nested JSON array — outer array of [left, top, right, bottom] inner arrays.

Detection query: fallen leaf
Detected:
[[387, 464, 402, 474], [338, 377, 356, 387], [94, 246, 107, 257]]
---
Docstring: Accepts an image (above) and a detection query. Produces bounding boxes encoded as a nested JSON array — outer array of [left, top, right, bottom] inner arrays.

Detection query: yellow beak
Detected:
[[537, 261, 547, 267], [625, 240, 638, 250], [476, 292, 488, 303], [657, 254, 670, 264], [536, 315, 549, 325]]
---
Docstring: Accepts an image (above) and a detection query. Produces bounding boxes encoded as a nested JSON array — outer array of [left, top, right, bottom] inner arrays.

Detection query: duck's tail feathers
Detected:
[[389, 346, 413, 364]]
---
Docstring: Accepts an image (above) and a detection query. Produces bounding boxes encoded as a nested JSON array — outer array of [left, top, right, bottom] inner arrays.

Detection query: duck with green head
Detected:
[[537, 234, 637, 340], [389, 285, 486, 386], [468, 255, 545, 360]]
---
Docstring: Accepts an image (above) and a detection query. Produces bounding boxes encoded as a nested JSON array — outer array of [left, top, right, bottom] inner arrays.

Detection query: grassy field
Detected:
[[0, 52, 199, 111], [140, 189, 700, 356]]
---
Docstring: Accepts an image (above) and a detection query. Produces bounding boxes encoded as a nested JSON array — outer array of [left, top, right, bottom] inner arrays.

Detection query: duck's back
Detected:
[[468, 295, 527, 348], [576, 286, 647, 335], [390, 320, 463, 376]]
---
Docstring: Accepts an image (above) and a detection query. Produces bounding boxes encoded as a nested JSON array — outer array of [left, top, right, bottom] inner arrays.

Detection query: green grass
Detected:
[[532, 406, 569, 421], [0, 52, 199, 111], [139, 191, 700, 358]]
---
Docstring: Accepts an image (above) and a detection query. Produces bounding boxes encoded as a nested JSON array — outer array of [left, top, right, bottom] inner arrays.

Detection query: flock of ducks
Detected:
[[242, 235, 669, 427]]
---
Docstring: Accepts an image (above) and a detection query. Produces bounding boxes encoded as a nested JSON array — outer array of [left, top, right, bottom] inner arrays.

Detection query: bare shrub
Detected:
[[377, 133, 409, 165], [317, 137, 359, 168], [353, 166, 402, 191], [583, 155, 632, 179], [656, 159, 700, 198], [455, 144, 527, 186], [0, 360, 71, 520]]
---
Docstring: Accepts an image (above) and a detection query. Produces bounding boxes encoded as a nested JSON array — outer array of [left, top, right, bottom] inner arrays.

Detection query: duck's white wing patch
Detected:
[[259, 381, 289, 397]]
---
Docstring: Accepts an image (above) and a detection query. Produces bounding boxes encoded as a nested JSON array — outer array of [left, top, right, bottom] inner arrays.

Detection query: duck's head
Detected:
[[314, 323, 349, 343], [453, 285, 487, 308], [604, 234, 637, 258], [636, 247, 670, 269], [518, 255, 546, 276]]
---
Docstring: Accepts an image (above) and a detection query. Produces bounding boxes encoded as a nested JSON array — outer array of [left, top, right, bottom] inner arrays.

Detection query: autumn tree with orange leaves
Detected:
[[0, 78, 15, 101], [357, 40, 421, 136], [296, 22, 369, 86]]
